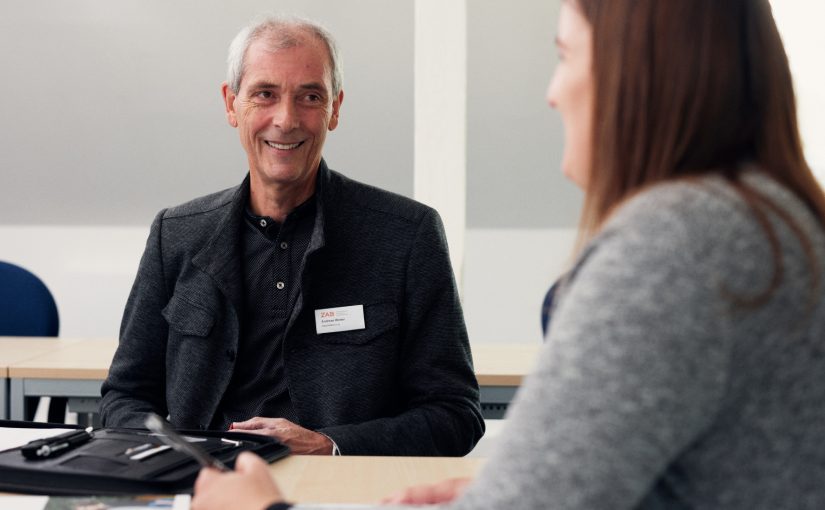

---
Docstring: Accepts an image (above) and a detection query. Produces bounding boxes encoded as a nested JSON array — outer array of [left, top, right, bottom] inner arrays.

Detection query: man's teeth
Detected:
[[266, 141, 302, 150]]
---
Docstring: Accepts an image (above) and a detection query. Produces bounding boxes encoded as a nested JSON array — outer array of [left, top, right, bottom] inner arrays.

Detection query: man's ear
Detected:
[[328, 90, 344, 131], [221, 82, 239, 128]]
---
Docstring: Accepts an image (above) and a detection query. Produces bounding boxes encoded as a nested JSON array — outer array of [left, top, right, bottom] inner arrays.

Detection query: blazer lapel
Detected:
[[191, 176, 248, 317], [285, 162, 331, 338]]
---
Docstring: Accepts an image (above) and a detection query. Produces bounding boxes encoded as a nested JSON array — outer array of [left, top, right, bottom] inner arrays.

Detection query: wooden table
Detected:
[[1, 338, 541, 421], [2, 338, 115, 421], [472, 344, 540, 386], [0, 337, 86, 420], [269, 455, 485, 504], [0, 454, 485, 505]]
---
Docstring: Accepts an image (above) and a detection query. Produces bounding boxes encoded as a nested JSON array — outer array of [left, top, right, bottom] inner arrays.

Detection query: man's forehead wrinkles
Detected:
[[245, 80, 328, 93]]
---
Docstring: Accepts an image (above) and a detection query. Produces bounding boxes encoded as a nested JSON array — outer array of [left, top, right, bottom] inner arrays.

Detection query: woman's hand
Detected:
[[191, 452, 284, 510], [381, 477, 473, 505]]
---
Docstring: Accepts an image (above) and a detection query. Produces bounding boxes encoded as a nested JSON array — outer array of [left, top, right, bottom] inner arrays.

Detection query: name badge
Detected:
[[314, 305, 365, 334]]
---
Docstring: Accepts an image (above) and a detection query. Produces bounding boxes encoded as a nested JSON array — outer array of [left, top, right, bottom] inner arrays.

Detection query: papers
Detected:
[[0, 496, 49, 510], [0, 427, 78, 453], [0, 495, 191, 510]]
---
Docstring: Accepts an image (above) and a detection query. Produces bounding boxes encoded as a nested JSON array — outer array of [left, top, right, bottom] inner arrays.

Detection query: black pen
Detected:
[[144, 413, 230, 472], [21, 427, 94, 460]]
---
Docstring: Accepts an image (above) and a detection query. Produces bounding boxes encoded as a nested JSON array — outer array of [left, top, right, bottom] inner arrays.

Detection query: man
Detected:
[[99, 15, 484, 456]]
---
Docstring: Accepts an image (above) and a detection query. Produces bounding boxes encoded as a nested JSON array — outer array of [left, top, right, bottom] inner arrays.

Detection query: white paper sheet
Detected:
[[0, 427, 78, 453]]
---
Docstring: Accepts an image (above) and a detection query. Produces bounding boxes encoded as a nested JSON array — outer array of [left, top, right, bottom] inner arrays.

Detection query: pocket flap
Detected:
[[162, 294, 215, 337]]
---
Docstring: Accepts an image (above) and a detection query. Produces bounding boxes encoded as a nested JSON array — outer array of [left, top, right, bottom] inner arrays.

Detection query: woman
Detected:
[[192, 1, 825, 508]]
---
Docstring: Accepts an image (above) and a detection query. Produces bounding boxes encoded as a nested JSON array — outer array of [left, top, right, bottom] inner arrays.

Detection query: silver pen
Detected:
[[144, 413, 230, 472]]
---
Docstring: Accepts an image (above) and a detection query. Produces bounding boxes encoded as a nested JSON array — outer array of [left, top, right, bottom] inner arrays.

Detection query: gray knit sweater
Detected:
[[297, 173, 825, 509], [449, 173, 825, 509]]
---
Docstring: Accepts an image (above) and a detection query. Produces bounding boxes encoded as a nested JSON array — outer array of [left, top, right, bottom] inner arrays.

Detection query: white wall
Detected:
[[771, 0, 825, 183], [0, 0, 568, 345], [414, 0, 468, 283], [464, 228, 576, 344], [2, 1, 821, 346], [0, 0, 415, 226]]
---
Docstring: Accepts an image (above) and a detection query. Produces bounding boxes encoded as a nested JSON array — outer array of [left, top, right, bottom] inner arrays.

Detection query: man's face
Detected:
[[222, 36, 343, 191]]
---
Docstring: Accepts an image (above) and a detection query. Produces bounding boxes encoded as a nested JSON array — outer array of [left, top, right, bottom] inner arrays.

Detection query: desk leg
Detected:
[[9, 379, 103, 423], [479, 386, 518, 420], [0, 378, 7, 420], [9, 379, 28, 421]]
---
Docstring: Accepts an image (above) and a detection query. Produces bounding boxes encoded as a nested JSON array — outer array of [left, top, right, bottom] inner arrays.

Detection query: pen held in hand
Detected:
[[144, 413, 230, 472]]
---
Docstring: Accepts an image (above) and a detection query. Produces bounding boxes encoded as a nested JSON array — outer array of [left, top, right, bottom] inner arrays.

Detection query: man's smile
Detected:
[[265, 140, 305, 150]]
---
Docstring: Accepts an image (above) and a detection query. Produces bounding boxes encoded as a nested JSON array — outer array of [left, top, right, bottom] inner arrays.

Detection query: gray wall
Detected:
[[466, 0, 582, 228], [0, 0, 413, 225], [0, 1, 578, 229]]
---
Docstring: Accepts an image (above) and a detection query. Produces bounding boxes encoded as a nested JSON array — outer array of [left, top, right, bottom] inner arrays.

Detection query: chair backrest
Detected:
[[0, 261, 59, 336]]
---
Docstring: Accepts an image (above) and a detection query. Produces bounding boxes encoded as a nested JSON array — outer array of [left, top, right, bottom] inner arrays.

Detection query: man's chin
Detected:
[[252, 165, 315, 188]]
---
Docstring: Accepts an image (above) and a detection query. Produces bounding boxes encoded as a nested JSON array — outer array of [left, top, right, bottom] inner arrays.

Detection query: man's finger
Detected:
[[236, 427, 276, 437], [231, 417, 266, 429]]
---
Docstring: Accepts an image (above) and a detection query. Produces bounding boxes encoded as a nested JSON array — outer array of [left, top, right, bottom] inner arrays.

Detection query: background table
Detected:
[[3, 338, 113, 423], [472, 344, 540, 418], [1, 338, 541, 422], [0, 338, 84, 420]]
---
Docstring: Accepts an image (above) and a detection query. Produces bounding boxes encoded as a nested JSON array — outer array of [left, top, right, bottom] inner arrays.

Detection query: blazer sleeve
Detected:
[[318, 208, 485, 455], [99, 210, 171, 427]]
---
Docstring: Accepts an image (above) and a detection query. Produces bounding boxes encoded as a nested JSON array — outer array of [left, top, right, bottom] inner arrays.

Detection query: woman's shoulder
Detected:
[[586, 171, 821, 298], [593, 175, 750, 261], [600, 172, 813, 250], [608, 175, 747, 233]]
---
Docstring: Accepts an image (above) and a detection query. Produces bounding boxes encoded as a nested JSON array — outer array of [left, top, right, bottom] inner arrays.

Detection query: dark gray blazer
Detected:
[[99, 161, 484, 456]]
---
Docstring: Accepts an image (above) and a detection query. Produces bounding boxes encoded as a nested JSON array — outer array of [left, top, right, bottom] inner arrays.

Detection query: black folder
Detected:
[[0, 422, 289, 495]]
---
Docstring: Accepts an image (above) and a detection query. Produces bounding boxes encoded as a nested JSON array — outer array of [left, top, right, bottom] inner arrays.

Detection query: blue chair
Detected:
[[0, 261, 67, 422]]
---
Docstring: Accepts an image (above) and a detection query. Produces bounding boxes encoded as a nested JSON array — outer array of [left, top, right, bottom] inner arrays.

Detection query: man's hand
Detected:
[[192, 452, 283, 510], [381, 477, 473, 505], [230, 417, 334, 455]]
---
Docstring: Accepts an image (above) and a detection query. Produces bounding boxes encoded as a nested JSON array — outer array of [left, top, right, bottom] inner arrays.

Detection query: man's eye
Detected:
[[255, 91, 273, 100], [305, 94, 322, 103]]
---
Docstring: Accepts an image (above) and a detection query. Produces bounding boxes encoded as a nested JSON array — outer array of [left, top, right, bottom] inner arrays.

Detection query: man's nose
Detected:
[[272, 100, 300, 131]]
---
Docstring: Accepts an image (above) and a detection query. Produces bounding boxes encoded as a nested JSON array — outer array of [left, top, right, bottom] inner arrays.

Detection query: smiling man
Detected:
[[99, 15, 484, 456]]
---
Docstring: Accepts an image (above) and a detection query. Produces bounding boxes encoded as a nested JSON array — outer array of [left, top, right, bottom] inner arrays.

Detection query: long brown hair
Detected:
[[574, 0, 825, 304]]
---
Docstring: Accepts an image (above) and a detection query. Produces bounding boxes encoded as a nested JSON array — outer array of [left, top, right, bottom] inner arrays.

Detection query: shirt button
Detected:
[[259, 219, 267, 228], [280, 241, 288, 250], [276, 281, 285, 290]]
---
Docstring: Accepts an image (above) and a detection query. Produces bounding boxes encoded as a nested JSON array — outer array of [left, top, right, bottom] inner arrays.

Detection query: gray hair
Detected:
[[226, 14, 343, 96]]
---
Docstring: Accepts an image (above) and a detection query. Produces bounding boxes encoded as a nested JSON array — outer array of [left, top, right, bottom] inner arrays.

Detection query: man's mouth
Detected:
[[265, 141, 304, 150]]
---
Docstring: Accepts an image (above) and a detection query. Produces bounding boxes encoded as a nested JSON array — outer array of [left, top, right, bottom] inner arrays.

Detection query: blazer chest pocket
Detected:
[[318, 302, 398, 345], [161, 294, 215, 337]]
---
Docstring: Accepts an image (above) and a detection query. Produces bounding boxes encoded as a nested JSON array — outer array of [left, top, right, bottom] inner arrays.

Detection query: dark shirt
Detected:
[[210, 194, 317, 429]]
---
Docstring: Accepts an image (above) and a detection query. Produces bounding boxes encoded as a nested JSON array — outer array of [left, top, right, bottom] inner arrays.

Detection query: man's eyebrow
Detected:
[[298, 82, 328, 93], [245, 81, 328, 93], [248, 81, 279, 90]]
